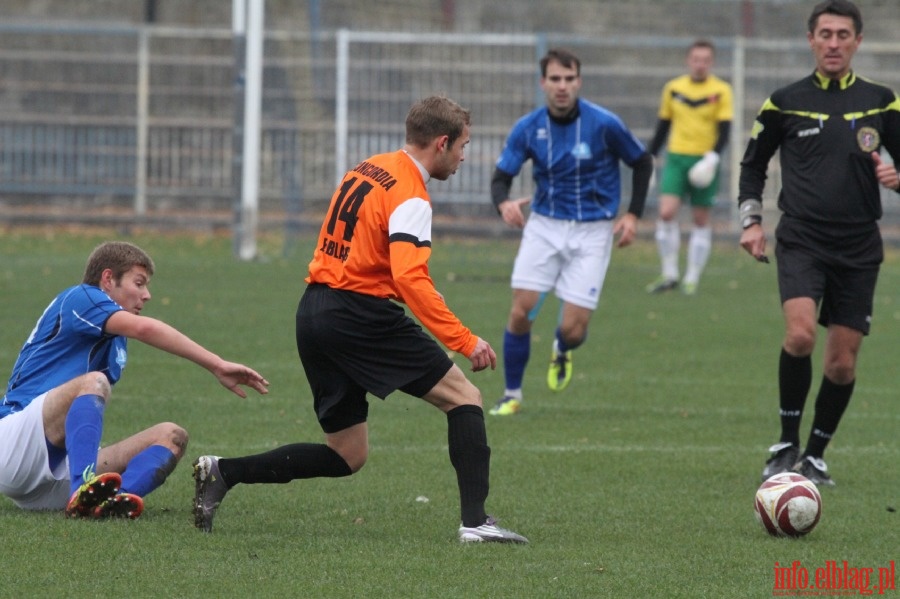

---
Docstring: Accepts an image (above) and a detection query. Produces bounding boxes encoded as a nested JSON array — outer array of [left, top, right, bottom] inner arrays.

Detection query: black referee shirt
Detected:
[[739, 70, 900, 226]]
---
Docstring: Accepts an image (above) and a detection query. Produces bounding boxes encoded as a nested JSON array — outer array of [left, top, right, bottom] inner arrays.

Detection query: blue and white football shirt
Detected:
[[0, 284, 126, 418], [496, 98, 646, 221]]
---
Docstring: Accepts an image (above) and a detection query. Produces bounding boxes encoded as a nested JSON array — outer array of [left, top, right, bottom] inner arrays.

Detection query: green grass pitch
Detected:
[[0, 228, 897, 598]]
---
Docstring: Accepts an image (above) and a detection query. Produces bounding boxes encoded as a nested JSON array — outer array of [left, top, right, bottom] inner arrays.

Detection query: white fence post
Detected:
[[232, 0, 247, 258], [231, 0, 263, 261], [135, 27, 149, 217], [238, 0, 264, 261], [730, 35, 746, 230], [335, 28, 350, 187]]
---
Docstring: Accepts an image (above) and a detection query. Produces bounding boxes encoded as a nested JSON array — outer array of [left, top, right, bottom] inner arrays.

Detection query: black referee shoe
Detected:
[[792, 455, 836, 487], [761, 442, 800, 482]]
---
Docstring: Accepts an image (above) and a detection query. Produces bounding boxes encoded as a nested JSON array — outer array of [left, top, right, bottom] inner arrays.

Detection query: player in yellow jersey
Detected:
[[646, 39, 733, 295]]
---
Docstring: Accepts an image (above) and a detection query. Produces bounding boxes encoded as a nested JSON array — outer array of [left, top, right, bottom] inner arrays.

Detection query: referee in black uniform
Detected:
[[738, 0, 900, 486]]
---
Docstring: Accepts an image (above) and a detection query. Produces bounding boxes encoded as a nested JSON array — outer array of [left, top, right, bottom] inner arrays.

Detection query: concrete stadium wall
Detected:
[[1, 1, 899, 42]]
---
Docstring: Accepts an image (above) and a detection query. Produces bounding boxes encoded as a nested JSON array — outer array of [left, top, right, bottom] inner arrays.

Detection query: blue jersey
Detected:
[[0, 284, 127, 418], [496, 98, 646, 221]]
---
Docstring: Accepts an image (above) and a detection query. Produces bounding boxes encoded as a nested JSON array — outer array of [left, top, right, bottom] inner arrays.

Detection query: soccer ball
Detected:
[[754, 472, 822, 537]]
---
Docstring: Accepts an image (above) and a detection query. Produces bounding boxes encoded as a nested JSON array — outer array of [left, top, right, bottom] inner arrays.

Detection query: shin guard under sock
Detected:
[[217, 443, 352, 486], [804, 377, 854, 459], [778, 349, 812, 447], [503, 330, 530, 392], [447, 404, 490, 527], [65, 394, 105, 494], [121, 445, 177, 497]]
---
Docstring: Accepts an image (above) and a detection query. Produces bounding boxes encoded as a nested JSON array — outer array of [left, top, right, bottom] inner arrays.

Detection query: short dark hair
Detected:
[[540, 48, 581, 78], [689, 39, 715, 55], [808, 0, 862, 35], [405, 96, 471, 149], [83, 241, 155, 286]]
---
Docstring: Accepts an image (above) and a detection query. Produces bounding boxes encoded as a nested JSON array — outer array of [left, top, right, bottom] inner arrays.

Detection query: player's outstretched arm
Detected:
[[208, 360, 270, 398], [105, 311, 269, 397]]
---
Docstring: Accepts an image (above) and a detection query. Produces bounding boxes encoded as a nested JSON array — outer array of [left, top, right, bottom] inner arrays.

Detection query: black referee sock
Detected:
[[804, 377, 854, 459], [218, 443, 352, 487], [447, 404, 491, 528], [778, 348, 812, 447]]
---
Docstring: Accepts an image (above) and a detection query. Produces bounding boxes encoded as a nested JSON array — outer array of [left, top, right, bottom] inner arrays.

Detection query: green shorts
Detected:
[[659, 152, 719, 207]]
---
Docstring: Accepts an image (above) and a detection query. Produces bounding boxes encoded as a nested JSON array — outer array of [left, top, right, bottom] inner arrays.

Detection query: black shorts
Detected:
[[775, 216, 882, 335], [295, 284, 454, 433]]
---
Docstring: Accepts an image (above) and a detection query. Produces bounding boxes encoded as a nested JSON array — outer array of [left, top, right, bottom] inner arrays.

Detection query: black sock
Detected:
[[804, 377, 854, 459], [778, 349, 812, 447], [447, 405, 490, 528], [218, 443, 352, 487]]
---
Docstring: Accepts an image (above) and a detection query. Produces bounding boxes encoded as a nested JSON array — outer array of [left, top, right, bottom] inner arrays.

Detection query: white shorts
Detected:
[[0, 393, 71, 510], [511, 213, 614, 310]]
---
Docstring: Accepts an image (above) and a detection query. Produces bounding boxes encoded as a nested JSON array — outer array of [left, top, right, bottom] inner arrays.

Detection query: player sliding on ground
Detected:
[[0, 241, 269, 519]]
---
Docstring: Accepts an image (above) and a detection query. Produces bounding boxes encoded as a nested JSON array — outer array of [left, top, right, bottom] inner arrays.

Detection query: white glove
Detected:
[[688, 151, 720, 188]]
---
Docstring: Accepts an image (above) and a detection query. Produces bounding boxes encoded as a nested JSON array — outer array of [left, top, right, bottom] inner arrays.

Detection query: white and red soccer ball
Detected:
[[754, 472, 822, 537]]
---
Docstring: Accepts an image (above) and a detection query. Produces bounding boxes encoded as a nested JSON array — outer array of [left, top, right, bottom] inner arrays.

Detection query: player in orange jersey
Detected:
[[193, 96, 527, 543]]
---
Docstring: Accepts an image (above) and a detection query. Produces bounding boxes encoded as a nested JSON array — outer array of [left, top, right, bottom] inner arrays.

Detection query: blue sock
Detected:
[[121, 445, 177, 497], [503, 330, 530, 390], [65, 394, 105, 494], [555, 328, 586, 353], [556, 328, 569, 353]]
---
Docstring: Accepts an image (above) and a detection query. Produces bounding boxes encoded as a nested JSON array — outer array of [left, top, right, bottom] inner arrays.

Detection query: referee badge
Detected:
[[856, 127, 880, 152]]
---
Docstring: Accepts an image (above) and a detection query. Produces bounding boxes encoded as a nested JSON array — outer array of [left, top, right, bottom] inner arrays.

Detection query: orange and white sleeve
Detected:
[[388, 197, 478, 357]]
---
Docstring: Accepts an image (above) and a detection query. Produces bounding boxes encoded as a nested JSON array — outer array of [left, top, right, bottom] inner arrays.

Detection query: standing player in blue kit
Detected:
[[489, 48, 653, 416]]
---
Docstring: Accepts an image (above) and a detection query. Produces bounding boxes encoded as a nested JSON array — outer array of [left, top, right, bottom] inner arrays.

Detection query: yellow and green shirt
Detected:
[[657, 74, 733, 156]]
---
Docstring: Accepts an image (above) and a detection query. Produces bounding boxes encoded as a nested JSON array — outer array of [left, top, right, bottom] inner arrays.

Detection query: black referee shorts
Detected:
[[775, 216, 882, 335], [295, 284, 454, 433]]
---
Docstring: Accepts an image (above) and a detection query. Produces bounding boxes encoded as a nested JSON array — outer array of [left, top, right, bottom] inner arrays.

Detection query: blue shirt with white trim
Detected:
[[496, 98, 647, 221], [0, 284, 127, 418]]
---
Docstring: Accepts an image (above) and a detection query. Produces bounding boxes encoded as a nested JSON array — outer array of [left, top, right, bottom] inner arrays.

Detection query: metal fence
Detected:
[[2, 22, 900, 233]]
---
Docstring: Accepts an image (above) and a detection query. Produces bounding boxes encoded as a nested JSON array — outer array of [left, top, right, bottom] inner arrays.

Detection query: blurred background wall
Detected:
[[1, 1, 898, 246]]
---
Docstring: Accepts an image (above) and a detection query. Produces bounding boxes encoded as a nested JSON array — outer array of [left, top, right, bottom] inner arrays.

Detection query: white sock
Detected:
[[684, 226, 712, 285], [655, 219, 680, 280]]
